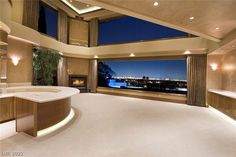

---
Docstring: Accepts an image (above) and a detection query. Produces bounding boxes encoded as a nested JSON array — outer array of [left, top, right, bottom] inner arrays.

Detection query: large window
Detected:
[[98, 17, 188, 45], [98, 59, 187, 94], [38, 1, 58, 38]]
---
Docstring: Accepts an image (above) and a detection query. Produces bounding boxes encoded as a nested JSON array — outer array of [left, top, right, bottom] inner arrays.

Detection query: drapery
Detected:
[[187, 55, 207, 106]]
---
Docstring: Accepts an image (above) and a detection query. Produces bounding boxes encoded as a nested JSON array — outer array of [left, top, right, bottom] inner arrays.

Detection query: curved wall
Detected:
[[9, 21, 207, 58]]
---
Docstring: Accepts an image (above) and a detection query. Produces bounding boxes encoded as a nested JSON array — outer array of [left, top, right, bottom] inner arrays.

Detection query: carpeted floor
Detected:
[[1, 93, 236, 157]]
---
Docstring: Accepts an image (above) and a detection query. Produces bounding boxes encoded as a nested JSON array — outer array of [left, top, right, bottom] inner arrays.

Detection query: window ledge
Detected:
[[97, 87, 187, 104]]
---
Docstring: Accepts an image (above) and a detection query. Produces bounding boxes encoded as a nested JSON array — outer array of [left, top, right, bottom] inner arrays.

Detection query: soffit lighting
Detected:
[[61, 0, 101, 14], [189, 16, 195, 20], [38, 108, 75, 137], [153, 2, 159, 6], [130, 53, 135, 57], [184, 50, 191, 54], [209, 106, 236, 126]]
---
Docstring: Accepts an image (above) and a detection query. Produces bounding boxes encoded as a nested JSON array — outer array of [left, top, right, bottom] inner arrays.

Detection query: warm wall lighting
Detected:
[[184, 50, 191, 54], [209, 106, 236, 126], [94, 55, 98, 58], [38, 108, 75, 137], [12, 57, 20, 66], [210, 63, 218, 71], [129, 53, 135, 57], [189, 16, 195, 20], [153, 2, 159, 6], [215, 27, 220, 30]]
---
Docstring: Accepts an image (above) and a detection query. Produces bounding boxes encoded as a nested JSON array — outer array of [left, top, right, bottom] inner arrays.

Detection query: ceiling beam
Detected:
[[208, 29, 236, 54], [80, 9, 122, 21]]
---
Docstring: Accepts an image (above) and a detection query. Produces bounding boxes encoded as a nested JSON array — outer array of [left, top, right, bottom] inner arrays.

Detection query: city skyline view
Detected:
[[102, 60, 187, 80]]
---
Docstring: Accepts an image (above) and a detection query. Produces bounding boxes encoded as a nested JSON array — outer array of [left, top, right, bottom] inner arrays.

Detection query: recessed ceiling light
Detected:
[[189, 16, 195, 20], [215, 27, 220, 30], [184, 50, 191, 54], [153, 2, 159, 6], [129, 53, 135, 57], [86, 4, 90, 7], [94, 55, 98, 58]]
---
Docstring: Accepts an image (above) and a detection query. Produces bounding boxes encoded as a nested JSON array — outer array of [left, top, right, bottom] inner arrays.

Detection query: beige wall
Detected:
[[11, 0, 23, 24], [6, 38, 90, 84], [207, 50, 236, 92], [7, 37, 33, 83], [67, 57, 89, 76], [69, 19, 89, 47], [207, 54, 223, 90], [221, 50, 236, 92]]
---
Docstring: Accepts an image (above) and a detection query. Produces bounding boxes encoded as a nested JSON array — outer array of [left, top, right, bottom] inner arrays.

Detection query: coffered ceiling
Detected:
[[61, 0, 101, 14], [80, 0, 236, 42], [43, 0, 122, 20]]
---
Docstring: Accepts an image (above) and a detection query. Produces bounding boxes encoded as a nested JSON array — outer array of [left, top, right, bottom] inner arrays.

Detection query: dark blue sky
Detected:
[[38, 2, 58, 38], [103, 60, 187, 80], [98, 17, 188, 45], [44, 7, 58, 38]]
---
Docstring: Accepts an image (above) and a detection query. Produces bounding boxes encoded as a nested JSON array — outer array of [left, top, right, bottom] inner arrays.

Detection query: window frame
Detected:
[[97, 56, 188, 95], [38, 0, 59, 40], [98, 17, 191, 46]]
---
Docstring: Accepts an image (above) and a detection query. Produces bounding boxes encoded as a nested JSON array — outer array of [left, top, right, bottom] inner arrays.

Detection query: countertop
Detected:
[[208, 89, 236, 100], [0, 86, 80, 103]]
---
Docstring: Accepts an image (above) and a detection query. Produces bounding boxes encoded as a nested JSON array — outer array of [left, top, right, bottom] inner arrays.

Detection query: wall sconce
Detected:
[[210, 63, 218, 71], [12, 57, 20, 66], [184, 50, 191, 55], [129, 53, 135, 57]]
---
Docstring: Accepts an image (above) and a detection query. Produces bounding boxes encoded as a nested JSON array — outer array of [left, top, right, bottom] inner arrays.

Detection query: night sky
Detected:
[[38, 2, 58, 38], [103, 60, 187, 80], [98, 16, 188, 45]]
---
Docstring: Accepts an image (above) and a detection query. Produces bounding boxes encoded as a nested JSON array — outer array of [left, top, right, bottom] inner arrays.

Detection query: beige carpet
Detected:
[[1, 93, 236, 157]]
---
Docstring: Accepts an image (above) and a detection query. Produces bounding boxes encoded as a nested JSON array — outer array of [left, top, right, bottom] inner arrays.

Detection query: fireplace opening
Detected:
[[69, 75, 88, 92]]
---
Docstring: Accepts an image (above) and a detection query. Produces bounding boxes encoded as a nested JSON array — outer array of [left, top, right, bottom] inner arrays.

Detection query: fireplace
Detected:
[[69, 75, 88, 92]]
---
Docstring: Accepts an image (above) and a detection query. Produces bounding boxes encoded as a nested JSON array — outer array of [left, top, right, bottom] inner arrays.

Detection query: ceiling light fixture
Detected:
[[129, 53, 135, 57], [94, 55, 98, 58], [153, 2, 159, 6], [189, 16, 195, 20], [215, 27, 220, 30]]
